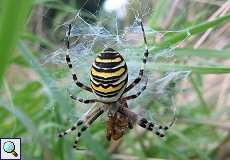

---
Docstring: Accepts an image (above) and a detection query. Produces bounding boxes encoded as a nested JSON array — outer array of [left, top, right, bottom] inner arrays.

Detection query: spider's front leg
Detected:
[[65, 24, 93, 93], [118, 106, 176, 137], [73, 107, 104, 149], [124, 20, 149, 93], [58, 106, 104, 142]]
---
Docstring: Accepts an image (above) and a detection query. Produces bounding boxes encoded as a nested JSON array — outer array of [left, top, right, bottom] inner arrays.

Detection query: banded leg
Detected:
[[65, 24, 93, 93], [58, 119, 84, 138], [122, 77, 148, 101], [137, 116, 176, 137], [73, 108, 104, 149], [117, 106, 176, 137], [67, 89, 98, 104], [58, 106, 102, 138], [124, 20, 149, 93]]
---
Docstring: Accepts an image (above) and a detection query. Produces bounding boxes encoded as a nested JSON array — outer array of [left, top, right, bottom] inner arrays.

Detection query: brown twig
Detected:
[[191, 0, 225, 6], [194, 0, 230, 48], [162, 0, 181, 29]]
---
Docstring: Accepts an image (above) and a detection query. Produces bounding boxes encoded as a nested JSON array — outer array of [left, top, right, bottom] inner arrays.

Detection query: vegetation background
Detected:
[[0, 0, 230, 160]]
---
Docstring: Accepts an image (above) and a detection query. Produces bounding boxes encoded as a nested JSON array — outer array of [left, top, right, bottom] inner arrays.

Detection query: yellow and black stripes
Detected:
[[90, 48, 128, 102], [64, 20, 149, 104], [91, 66, 126, 79], [124, 20, 149, 93], [65, 24, 93, 93]]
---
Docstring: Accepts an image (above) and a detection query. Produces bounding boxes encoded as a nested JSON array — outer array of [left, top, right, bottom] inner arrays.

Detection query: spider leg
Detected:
[[124, 20, 149, 93], [118, 106, 176, 138], [58, 106, 102, 138], [73, 108, 104, 149], [65, 24, 93, 93], [67, 89, 98, 104], [122, 77, 148, 101], [137, 116, 176, 137]]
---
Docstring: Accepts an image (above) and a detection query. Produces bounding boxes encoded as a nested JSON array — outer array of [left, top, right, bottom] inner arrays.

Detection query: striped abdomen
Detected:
[[90, 48, 128, 103]]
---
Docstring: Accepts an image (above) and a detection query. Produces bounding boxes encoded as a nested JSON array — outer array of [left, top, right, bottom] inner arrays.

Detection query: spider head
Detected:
[[103, 47, 116, 52]]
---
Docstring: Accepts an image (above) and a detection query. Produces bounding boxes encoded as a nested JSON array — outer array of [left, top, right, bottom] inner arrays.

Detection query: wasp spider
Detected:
[[58, 20, 176, 149]]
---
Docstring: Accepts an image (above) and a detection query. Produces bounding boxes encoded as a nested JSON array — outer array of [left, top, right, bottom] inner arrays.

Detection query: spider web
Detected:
[[40, 0, 192, 121]]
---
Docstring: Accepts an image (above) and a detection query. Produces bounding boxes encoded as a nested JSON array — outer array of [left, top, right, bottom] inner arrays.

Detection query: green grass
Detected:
[[148, 63, 230, 74], [150, 13, 230, 50], [175, 48, 230, 59], [0, 0, 32, 84]]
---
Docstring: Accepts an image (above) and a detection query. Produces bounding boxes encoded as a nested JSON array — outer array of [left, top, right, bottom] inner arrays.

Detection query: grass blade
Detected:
[[150, 13, 230, 50], [0, 0, 32, 84], [175, 48, 230, 59], [149, 63, 230, 74]]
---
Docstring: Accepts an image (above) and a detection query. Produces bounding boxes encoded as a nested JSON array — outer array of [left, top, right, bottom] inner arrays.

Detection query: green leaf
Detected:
[[0, 0, 32, 85], [82, 132, 111, 160], [149, 63, 230, 74], [175, 48, 230, 59], [17, 42, 72, 110], [150, 13, 230, 50], [149, 0, 168, 28]]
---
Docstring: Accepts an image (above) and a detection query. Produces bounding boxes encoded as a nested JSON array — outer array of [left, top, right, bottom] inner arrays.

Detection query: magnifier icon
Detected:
[[3, 141, 18, 157]]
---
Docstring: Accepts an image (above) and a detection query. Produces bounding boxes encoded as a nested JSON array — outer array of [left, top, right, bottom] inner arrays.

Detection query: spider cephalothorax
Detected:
[[58, 21, 176, 149]]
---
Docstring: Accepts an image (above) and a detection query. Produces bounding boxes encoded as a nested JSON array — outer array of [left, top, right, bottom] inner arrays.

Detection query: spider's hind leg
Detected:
[[118, 106, 176, 138], [137, 116, 176, 137]]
